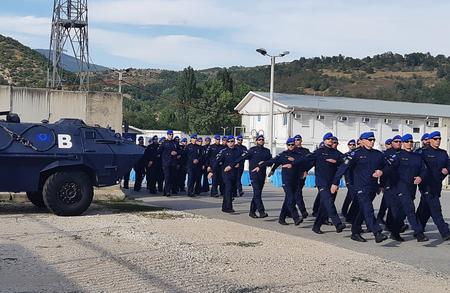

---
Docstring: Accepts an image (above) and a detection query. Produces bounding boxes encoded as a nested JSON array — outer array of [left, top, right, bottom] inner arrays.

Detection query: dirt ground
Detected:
[[0, 201, 449, 293]]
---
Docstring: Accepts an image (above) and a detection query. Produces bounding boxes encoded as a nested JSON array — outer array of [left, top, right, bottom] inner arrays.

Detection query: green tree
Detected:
[[176, 66, 200, 131]]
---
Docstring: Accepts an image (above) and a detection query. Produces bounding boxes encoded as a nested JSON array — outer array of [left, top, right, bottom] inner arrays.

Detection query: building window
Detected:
[[257, 115, 261, 122], [392, 128, 399, 132], [282, 113, 288, 126], [413, 127, 420, 133]]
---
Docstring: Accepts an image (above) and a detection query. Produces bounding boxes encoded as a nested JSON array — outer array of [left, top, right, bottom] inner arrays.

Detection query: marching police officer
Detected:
[[133, 136, 147, 192], [212, 136, 242, 213], [416, 131, 450, 241], [186, 134, 203, 197], [341, 139, 357, 220], [293, 134, 310, 218], [235, 134, 271, 218], [301, 133, 346, 234], [332, 132, 388, 243], [388, 134, 428, 242], [158, 130, 180, 196], [236, 135, 247, 197], [208, 135, 225, 197], [145, 135, 160, 194], [177, 137, 188, 192], [201, 137, 211, 192]]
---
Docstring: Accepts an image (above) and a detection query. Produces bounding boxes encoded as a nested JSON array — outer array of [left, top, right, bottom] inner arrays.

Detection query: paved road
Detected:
[[128, 186, 450, 274]]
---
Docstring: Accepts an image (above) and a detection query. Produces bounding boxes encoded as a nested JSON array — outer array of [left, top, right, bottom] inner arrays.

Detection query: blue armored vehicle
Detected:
[[0, 112, 144, 216]]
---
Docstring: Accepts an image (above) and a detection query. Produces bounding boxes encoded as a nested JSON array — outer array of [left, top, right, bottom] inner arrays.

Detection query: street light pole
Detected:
[[269, 56, 275, 155], [256, 48, 290, 155]]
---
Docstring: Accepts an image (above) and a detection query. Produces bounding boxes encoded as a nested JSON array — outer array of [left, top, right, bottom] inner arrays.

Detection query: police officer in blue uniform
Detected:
[[235, 134, 272, 218], [293, 134, 310, 218], [341, 139, 356, 219], [207, 135, 225, 197], [415, 131, 450, 241], [377, 135, 402, 226], [158, 130, 180, 197], [260, 138, 303, 226], [185, 134, 202, 197], [387, 134, 428, 242], [177, 137, 188, 192], [212, 136, 242, 213], [300, 133, 346, 234], [236, 135, 247, 197], [201, 137, 211, 192], [145, 135, 160, 194], [132, 136, 147, 192], [332, 132, 388, 243]]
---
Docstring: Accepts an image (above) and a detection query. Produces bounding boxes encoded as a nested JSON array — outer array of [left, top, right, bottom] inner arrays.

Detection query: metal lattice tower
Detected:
[[47, 0, 90, 90]]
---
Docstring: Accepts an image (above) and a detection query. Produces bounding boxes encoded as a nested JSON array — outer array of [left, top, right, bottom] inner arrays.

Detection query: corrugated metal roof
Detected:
[[253, 91, 450, 117]]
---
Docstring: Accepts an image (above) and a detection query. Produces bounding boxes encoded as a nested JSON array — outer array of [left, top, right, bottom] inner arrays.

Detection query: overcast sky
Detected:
[[2, 0, 450, 70]]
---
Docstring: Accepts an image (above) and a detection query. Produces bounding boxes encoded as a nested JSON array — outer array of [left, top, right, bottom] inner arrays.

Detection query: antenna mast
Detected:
[[47, 0, 90, 90]]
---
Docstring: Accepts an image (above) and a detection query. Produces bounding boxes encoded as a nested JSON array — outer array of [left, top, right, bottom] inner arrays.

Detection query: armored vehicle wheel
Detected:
[[26, 192, 46, 208], [42, 171, 93, 216]]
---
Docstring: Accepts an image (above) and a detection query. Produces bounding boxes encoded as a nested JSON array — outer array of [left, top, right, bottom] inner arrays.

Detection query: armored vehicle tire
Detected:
[[26, 192, 46, 208], [42, 171, 93, 216]]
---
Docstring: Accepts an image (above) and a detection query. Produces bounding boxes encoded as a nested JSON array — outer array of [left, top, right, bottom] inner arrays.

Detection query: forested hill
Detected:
[[92, 52, 450, 132], [2, 35, 450, 132]]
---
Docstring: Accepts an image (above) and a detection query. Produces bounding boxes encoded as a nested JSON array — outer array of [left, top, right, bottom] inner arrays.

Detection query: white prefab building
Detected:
[[235, 91, 450, 154]]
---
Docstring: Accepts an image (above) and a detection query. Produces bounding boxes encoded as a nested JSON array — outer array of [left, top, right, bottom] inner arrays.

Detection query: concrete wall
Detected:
[[0, 85, 122, 132]]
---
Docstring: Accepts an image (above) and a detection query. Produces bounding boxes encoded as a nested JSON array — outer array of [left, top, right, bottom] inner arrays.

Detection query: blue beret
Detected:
[[256, 134, 264, 140], [222, 136, 228, 141], [294, 134, 302, 140], [237, 135, 243, 139], [159, 137, 165, 142], [360, 132, 375, 140], [227, 135, 235, 141], [392, 135, 402, 141], [174, 136, 179, 140], [152, 135, 158, 140], [323, 132, 334, 141], [197, 137, 203, 141], [385, 138, 392, 145], [401, 134, 413, 142], [190, 134, 197, 139], [205, 137, 211, 141], [421, 133, 429, 141], [332, 136, 338, 142], [181, 138, 187, 142], [429, 131, 441, 139], [214, 134, 221, 140], [167, 130, 173, 135], [286, 137, 295, 144], [348, 139, 356, 145]]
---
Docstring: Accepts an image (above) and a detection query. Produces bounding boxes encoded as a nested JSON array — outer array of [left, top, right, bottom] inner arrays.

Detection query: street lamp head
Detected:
[[256, 48, 267, 56], [280, 51, 290, 57]]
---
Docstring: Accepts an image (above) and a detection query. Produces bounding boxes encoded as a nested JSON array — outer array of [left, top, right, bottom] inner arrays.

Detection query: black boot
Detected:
[[312, 226, 324, 234], [375, 232, 388, 243], [278, 219, 289, 225], [249, 212, 258, 218], [259, 211, 268, 218], [415, 233, 429, 242], [294, 217, 303, 226], [336, 223, 347, 233], [351, 234, 367, 242], [390, 233, 405, 242]]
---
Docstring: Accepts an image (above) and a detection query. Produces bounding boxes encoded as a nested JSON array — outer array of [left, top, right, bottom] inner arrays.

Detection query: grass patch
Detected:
[[224, 241, 263, 248], [95, 200, 165, 213], [138, 211, 192, 220]]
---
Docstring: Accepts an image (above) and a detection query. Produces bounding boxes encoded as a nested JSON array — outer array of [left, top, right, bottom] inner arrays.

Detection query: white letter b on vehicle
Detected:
[[58, 134, 72, 149]]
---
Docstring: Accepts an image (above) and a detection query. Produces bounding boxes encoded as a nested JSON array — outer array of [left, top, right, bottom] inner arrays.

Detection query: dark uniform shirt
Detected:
[[158, 139, 180, 166], [185, 143, 203, 167], [417, 146, 449, 191], [333, 147, 389, 192], [391, 149, 427, 193], [301, 146, 343, 188], [214, 146, 242, 177], [236, 145, 272, 173]]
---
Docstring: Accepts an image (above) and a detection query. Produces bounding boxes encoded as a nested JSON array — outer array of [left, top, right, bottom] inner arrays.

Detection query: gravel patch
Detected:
[[0, 202, 448, 292]]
